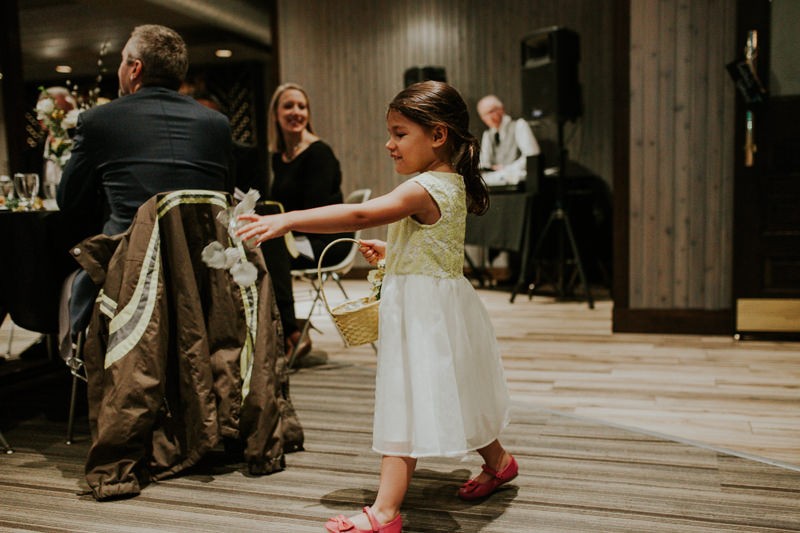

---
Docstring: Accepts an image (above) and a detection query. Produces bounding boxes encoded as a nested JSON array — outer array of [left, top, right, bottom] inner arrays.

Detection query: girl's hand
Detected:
[[236, 213, 290, 245], [359, 239, 386, 265]]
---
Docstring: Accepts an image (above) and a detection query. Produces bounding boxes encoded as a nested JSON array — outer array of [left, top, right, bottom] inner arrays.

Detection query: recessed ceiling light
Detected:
[[215, 49, 233, 58], [55, 65, 72, 73]]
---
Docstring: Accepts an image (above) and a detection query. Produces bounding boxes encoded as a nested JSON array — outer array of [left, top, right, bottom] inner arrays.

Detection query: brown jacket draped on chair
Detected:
[[72, 190, 303, 501]]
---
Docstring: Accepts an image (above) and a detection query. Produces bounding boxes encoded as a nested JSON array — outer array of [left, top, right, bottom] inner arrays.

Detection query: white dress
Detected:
[[373, 172, 511, 458]]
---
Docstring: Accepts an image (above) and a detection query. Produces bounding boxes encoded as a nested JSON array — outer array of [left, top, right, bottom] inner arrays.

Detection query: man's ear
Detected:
[[432, 124, 448, 147], [130, 59, 143, 81]]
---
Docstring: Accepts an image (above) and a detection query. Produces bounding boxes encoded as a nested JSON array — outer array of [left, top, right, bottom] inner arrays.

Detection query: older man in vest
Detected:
[[477, 94, 540, 183], [475, 94, 541, 282]]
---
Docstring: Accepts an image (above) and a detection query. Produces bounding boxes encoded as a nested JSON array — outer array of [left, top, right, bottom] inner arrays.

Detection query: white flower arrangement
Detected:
[[35, 87, 82, 168], [201, 189, 261, 287], [34, 85, 111, 170], [33, 45, 110, 173]]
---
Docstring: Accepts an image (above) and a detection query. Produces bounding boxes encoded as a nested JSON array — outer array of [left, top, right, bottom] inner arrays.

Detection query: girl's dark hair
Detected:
[[388, 81, 489, 215]]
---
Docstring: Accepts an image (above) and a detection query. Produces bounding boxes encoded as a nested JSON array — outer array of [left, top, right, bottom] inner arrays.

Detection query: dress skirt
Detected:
[[372, 274, 511, 458]]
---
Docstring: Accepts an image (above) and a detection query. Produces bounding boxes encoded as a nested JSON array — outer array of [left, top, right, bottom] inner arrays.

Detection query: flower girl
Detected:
[[238, 81, 516, 533]]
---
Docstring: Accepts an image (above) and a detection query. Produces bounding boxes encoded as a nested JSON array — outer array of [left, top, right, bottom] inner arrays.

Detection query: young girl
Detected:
[[237, 81, 517, 533]]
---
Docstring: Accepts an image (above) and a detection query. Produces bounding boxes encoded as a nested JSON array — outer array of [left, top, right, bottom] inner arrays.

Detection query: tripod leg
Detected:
[[511, 210, 557, 303], [561, 211, 594, 309]]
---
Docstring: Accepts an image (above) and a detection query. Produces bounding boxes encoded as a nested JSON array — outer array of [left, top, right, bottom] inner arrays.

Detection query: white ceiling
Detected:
[[17, 0, 272, 82]]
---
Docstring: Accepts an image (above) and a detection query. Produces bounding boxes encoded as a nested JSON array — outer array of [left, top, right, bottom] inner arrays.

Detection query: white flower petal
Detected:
[[36, 98, 54, 115], [201, 241, 227, 269], [227, 217, 243, 243], [223, 247, 241, 269], [216, 208, 231, 228], [233, 189, 260, 217], [62, 109, 81, 129], [230, 260, 258, 286]]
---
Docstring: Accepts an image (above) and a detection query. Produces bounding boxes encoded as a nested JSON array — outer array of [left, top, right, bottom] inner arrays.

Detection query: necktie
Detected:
[[494, 132, 500, 145]]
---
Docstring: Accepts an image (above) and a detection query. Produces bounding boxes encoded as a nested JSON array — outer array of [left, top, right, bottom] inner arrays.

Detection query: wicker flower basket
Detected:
[[319, 238, 380, 347]]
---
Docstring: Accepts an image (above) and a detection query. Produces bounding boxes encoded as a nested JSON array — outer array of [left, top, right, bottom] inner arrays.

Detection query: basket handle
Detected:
[[317, 237, 361, 314]]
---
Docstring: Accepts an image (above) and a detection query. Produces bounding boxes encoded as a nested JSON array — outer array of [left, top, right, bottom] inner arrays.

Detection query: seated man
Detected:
[[476, 94, 540, 186], [57, 24, 233, 339], [475, 95, 541, 280]]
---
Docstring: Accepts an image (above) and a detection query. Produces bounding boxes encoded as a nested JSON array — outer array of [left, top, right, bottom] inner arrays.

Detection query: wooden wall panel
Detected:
[[628, 0, 735, 310], [278, 0, 736, 315], [277, 0, 615, 244]]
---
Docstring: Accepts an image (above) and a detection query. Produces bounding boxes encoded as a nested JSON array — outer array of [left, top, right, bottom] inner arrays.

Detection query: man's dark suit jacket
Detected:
[[58, 86, 233, 236], [57, 85, 233, 335]]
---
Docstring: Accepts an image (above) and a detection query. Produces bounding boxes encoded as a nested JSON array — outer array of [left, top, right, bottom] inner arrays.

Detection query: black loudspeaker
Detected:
[[521, 27, 581, 122], [403, 66, 447, 87]]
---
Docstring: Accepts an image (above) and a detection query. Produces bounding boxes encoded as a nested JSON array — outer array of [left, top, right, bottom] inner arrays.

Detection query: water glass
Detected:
[[13, 172, 40, 210]]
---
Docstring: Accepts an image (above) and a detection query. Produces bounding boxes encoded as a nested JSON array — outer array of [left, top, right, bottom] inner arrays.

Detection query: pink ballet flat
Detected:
[[325, 506, 402, 533], [457, 454, 519, 501]]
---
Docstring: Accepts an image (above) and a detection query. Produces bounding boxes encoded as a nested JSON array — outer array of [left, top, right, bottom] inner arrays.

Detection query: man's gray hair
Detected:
[[126, 25, 188, 90]]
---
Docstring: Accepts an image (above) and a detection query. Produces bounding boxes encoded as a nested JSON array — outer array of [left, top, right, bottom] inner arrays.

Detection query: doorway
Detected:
[[732, 0, 800, 336]]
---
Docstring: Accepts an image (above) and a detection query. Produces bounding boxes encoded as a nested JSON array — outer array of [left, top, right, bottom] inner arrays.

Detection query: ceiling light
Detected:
[[215, 49, 233, 58], [55, 65, 72, 74]]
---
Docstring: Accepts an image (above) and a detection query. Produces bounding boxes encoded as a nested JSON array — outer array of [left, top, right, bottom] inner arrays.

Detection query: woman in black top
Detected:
[[271, 143, 353, 268], [269, 82, 353, 267], [267, 82, 352, 356]]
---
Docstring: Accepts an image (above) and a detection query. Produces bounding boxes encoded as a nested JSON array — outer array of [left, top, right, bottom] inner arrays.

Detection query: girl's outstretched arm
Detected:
[[237, 180, 438, 245]]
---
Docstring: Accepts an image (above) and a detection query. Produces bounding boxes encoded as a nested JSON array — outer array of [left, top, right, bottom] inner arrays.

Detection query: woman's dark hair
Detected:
[[127, 25, 188, 90], [388, 81, 489, 215]]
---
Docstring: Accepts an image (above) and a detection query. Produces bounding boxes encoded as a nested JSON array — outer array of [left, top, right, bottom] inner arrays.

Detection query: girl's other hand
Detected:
[[236, 213, 289, 245], [359, 239, 386, 265]]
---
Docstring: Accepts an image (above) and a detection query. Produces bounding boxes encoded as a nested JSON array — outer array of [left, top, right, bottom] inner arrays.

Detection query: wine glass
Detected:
[[0, 176, 13, 208], [13, 172, 40, 210]]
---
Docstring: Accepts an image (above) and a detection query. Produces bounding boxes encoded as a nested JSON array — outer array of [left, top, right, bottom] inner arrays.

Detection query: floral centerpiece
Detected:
[[35, 86, 82, 170], [34, 43, 110, 173]]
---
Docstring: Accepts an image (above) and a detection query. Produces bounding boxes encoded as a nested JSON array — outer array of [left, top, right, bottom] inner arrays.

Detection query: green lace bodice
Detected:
[[385, 172, 466, 278]]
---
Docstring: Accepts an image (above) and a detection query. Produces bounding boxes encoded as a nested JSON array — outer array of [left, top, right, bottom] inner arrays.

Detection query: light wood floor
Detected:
[[291, 279, 800, 470], [2, 280, 799, 469]]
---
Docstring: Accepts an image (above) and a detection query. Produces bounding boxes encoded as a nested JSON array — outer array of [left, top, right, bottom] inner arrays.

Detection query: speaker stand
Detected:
[[510, 120, 594, 309]]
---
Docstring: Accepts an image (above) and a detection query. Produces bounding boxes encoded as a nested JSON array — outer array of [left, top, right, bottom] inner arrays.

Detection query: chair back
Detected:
[[287, 189, 377, 357], [321, 188, 372, 275], [291, 188, 372, 278], [79, 190, 301, 499]]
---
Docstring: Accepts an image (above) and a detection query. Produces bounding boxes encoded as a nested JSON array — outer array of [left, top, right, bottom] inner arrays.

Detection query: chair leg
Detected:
[[332, 273, 350, 299], [0, 430, 13, 454], [66, 373, 79, 446], [45, 333, 57, 361], [66, 331, 86, 445], [5, 321, 14, 358], [287, 286, 323, 370]]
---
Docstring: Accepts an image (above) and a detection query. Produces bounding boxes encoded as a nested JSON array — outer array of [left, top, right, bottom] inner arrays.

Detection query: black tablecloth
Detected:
[[465, 191, 536, 290], [465, 191, 532, 252], [0, 210, 94, 333]]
